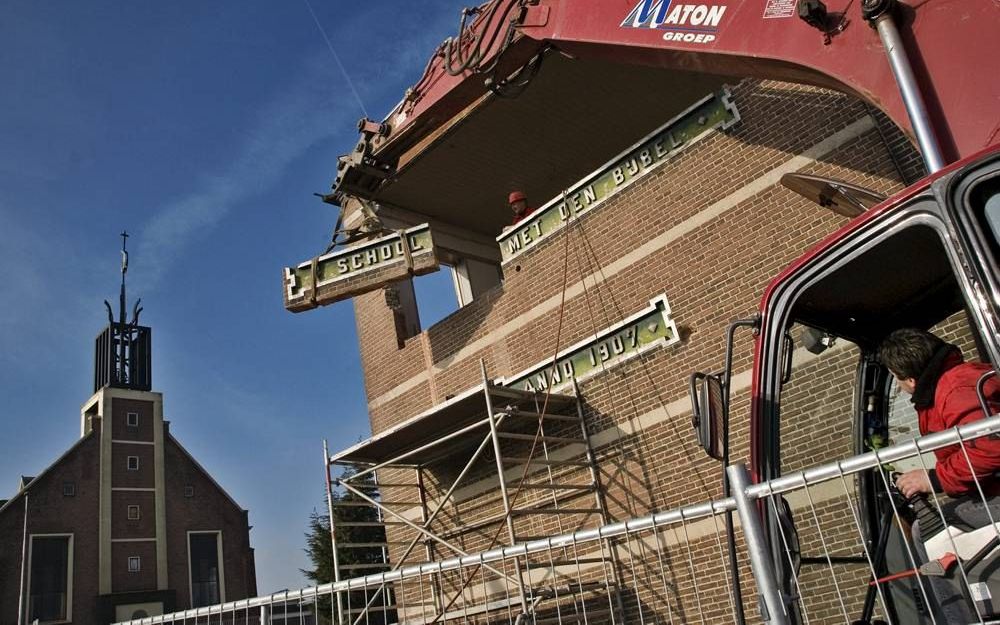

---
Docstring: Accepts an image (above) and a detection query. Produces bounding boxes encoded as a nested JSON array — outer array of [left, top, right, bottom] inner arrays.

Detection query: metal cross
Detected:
[[120, 230, 129, 275]]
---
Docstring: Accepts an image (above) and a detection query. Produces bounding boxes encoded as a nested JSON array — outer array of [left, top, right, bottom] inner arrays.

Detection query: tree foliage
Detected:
[[303, 507, 336, 586], [303, 465, 395, 624]]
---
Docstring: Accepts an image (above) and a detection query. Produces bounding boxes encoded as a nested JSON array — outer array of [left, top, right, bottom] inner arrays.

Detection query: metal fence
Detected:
[[114, 415, 1000, 625]]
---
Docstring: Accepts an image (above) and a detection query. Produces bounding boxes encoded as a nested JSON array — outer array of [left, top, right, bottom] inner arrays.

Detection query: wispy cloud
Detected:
[[133, 6, 459, 291], [0, 214, 47, 332], [0, 209, 114, 368], [134, 55, 345, 289], [0, 0, 461, 377]]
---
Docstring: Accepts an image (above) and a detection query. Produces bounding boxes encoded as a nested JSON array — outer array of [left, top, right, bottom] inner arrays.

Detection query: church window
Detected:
[[28, 535, 73, 623], [189, 532, 222, 607]]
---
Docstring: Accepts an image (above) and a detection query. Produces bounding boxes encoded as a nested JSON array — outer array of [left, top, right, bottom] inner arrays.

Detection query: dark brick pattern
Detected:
[[347, 78, 937, 621], [0, 414, 256, 625]]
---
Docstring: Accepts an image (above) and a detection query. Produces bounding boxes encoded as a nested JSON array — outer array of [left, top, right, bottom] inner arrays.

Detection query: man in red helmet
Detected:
[[508, 191, 532, 225]]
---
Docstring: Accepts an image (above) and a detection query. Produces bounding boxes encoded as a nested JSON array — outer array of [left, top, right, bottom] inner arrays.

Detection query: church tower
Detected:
[[1, 232, 255, 625], [92, 231, 151, 394], [80, 231, 170, 609]]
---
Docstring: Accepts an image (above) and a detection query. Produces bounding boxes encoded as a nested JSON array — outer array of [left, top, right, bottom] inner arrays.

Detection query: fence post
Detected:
[[260, 604, 270, 625], [727, 464, 790, 625]]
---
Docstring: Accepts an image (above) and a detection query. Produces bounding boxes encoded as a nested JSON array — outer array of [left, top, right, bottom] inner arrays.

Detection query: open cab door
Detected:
[[746, 150, 1000, 623]]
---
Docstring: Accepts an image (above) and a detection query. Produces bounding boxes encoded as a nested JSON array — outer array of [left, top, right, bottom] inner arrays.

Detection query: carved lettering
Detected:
[[534, 373, 548, 390], [497, 91, 738, 263], [502, 297, 679, 392], [561, 361, 575, 378], [549, 367, 562, 385], [611, 336, 625, 354]]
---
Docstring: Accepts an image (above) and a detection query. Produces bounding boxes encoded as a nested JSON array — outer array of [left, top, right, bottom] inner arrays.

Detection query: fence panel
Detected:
[[114, 416, 1000, 625]]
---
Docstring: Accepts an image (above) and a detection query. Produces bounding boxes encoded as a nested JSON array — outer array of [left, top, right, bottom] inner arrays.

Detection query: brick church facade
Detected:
[[0, 282, 256, 625]]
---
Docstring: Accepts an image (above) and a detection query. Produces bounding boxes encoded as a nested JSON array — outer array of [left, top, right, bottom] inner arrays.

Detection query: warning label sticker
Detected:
[[763, 0, 796, 18], [971, 583, 993, 602]]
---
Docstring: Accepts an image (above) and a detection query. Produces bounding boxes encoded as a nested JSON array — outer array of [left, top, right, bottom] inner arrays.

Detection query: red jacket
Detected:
[[917, 350, 1000, 495]]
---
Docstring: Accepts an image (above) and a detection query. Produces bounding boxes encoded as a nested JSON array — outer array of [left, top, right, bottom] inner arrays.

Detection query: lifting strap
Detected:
[[397, 228, 415, 274], [305, 226, 411, 308], [309, 255, 319, 307]]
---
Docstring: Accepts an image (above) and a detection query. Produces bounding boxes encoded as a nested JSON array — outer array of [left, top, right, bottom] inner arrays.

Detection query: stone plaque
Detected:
[[502, 295, 680, 393], [283, 224, 438, 313], [497, 88, 739, 264]]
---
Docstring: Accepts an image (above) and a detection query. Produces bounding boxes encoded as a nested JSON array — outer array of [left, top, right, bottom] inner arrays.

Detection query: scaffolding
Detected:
[[323, 361, 622, 624]]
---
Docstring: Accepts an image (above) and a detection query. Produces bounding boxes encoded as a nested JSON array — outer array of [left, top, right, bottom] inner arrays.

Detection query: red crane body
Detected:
[[366, 0, 999, 171]]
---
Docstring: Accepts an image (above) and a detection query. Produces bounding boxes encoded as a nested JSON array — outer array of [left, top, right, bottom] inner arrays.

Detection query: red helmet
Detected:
[[508, 191, 527, 204]]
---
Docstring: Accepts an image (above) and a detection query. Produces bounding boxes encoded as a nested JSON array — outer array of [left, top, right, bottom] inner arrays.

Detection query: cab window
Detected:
[[778, 323, 861, 472]]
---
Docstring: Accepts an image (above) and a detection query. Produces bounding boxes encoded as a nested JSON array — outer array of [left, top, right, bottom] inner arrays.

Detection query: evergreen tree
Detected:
[[303, 465, 395, 624], [303, 508, 336, 586]]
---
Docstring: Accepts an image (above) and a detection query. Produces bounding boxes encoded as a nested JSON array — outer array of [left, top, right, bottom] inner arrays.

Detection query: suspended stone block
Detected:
[[283, 224, 439, 313]]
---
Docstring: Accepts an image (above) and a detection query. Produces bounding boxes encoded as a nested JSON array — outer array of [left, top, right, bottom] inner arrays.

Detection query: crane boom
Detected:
[[337, 0, 999, 200]]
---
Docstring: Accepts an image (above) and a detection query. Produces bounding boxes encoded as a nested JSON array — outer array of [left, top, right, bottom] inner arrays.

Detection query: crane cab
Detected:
[[693, 148, 1000, 622]]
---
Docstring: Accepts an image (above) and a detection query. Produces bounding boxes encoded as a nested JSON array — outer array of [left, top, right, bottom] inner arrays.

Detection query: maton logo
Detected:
[[621, 0, 727, 43]]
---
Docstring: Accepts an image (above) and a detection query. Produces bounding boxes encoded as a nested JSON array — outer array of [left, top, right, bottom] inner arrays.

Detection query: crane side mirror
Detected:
[[689, 372, 726, 461]]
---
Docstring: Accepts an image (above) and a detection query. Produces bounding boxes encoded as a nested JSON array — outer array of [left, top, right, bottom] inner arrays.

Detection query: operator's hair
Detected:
[[878, 328, 946, 380]]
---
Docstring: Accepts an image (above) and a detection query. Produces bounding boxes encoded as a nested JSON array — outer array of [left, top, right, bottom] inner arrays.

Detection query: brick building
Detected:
[[294, 37, 984, 624], [0, 289, 256, 625]]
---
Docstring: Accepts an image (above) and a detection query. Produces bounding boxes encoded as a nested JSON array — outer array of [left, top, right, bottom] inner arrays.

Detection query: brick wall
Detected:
[[110, 399, 155, 442], [346, 77, 931, 621], [0, 419, 256, 625], [0, 430, 101, 625], [111, 542, 157, 592], [164, 437, 256, 608], [356, 79, 921, 433], [111, 444, 155, 490], [111, 491, 156, 540]]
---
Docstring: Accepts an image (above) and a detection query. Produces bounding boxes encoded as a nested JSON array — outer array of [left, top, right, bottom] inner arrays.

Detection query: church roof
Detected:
[[0, 432, 94, 515]]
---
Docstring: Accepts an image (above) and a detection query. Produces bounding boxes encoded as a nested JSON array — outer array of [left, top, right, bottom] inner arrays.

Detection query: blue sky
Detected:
[[1, 1, 460, 594]]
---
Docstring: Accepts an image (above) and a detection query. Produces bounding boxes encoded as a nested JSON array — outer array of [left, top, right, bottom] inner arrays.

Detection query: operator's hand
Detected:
[[895, 469, 932, 499]]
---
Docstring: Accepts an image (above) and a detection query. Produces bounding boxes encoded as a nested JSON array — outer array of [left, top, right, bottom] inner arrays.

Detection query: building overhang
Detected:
[[342, 51, 729, 238]]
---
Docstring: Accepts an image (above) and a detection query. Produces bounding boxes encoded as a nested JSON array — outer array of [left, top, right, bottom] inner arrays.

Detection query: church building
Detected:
[[0, 252, 256, 625]]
